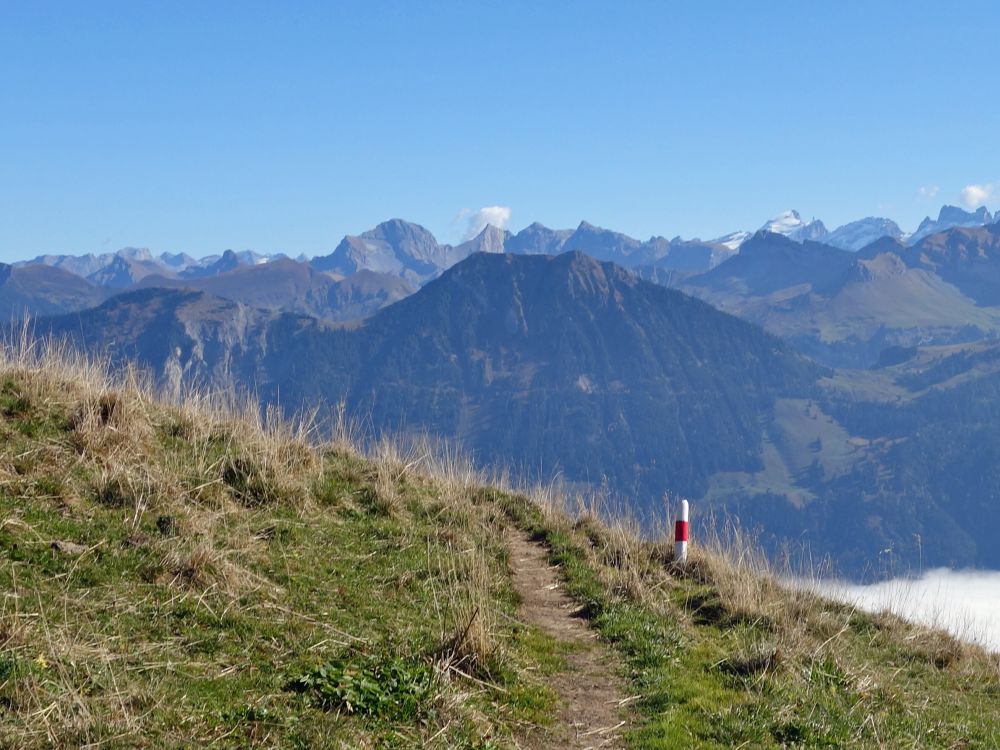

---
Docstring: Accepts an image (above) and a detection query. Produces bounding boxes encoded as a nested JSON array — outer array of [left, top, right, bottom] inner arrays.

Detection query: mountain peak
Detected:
[[825, 217, 904, 252], [910, 204, 994, 244], [506, 223, 573, 256], [117, 247, 154, 262], [856, 234, 906, 258], [476, 223, 508, 238], [760, 210, 803, 233], [311, 219, 447, 284], [369, 218, 437, 243], [758, 210, 828, 243], [938, 205, 992, 224], [743, 229, 804, 250], [711, 230, 752, 251], [559, 223, 646, 264], [456, 223, 509, 255]]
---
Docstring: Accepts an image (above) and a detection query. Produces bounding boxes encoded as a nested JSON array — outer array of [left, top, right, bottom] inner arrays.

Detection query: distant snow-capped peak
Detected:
[[824, 217, 904, 252], [711, 230, 751, 251], [761, 210, 807, 235], [759, 210, 829, 242], [709, 210, 827, 251]]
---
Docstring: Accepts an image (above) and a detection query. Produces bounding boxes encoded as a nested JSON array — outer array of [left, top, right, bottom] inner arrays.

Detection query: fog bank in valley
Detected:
[[801, 569, 1000, 653]]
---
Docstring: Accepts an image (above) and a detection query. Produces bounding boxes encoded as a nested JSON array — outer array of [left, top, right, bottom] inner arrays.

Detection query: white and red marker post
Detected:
[[674, 499, 689, 567]]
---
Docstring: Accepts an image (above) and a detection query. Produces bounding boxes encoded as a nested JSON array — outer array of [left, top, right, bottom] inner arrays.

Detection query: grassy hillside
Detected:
[[0, 339, 997, 748]]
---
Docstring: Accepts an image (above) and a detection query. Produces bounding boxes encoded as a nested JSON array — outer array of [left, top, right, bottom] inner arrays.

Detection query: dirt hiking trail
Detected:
[[508, 530, 627, 749]]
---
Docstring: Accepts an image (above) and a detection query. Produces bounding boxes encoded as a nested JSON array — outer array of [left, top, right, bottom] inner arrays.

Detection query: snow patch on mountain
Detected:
[[824, 218, 904, 252], [712, 230, 751, 251], [758, 210, 829, 243]]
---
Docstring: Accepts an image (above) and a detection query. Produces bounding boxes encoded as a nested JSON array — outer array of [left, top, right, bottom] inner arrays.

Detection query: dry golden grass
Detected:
[[0, 328, 329, 603], [2, 326, 998, 747], [0, 331, 549, 747], [432, 544, 502, 678]]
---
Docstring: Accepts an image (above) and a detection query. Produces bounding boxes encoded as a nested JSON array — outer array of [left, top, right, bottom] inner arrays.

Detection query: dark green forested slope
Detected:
[[37, 251, 822, 522]]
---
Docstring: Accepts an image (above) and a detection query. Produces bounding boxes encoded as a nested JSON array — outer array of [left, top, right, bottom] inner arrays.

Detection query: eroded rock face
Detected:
[[311, 219, 448, 285], [910, 205, 993, 244]]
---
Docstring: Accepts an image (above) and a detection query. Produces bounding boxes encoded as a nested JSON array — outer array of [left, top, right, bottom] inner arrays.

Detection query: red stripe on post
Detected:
[[675, 520, 689, 542]]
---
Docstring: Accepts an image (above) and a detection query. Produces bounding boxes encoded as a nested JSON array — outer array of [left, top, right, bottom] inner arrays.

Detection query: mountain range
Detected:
[[713, 205, 995, 251], [677, 225, 1000, 367], [133, 259, 415, 323], [14, 202, 996, 293], [31, 251, 822, 512], [12, 206, 998, 370], [7, 205, 1000, 577], [16, 239, 1000, 576]]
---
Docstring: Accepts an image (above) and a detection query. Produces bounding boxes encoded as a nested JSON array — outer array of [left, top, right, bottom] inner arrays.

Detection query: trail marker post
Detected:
[[674, 499, 689, 567]]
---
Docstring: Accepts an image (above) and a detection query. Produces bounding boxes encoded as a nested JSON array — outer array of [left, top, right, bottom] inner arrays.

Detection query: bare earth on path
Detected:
[[507, 530, 627, 749]]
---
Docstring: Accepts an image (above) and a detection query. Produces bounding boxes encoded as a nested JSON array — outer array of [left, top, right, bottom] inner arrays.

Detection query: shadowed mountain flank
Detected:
[[34, 251, 820, 517]]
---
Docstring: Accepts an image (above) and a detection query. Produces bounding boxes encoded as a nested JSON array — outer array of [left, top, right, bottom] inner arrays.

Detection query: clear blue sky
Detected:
[[2, 0, 998, 260]]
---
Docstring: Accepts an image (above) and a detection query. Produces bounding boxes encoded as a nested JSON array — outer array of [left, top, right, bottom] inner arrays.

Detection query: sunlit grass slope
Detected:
[[0, 336, 997, 748]]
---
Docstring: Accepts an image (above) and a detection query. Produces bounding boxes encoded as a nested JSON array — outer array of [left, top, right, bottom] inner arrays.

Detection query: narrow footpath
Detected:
[[507, 530, 626, 749]]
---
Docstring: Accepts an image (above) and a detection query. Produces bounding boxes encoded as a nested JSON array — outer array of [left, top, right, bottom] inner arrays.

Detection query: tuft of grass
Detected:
[[434, 544, 503, 679]]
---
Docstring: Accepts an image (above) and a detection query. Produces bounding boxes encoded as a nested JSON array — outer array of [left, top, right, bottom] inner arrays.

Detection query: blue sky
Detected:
[[1, 1, 998, 260]]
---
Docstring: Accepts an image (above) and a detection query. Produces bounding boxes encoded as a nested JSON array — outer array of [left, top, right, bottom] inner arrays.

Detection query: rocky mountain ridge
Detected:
[[14, 203, 995, 292]]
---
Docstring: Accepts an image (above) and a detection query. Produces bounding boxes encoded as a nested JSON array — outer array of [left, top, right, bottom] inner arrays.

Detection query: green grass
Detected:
[[0, 371, 563, 749], [488, 489, 1000, 749], [0, 362, 998, 748], [706, 398, 868, 507]]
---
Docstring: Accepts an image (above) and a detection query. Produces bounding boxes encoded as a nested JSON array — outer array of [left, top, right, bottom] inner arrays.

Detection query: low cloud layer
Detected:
[[799, 569, 1000, 653], [458, 205, 512, 241], [960, 183, 995, 209]]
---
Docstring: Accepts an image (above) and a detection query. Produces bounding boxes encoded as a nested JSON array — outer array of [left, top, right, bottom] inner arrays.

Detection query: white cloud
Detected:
[[918, 185, 939, 199], [800, 569, 1000, 654], [459, 205, 512, 240], [960, 183, 996, 209]]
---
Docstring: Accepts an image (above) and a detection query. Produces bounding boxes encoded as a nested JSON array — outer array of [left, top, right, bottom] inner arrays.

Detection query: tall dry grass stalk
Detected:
[[430, 543, 501, 679]]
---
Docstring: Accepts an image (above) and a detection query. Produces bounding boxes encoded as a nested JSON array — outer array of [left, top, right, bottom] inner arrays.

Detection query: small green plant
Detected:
[[2, 394, 32, 419], [219, 703, 281, 725], [0, 653, 22, 682], [288, 651, 438, 721]]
